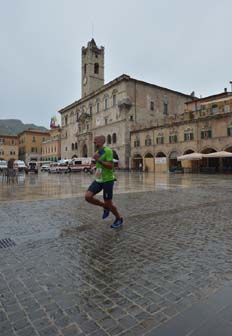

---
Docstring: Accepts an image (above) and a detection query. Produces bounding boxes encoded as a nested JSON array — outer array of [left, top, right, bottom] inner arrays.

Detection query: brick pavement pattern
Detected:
[[1, 178, 232, 335]]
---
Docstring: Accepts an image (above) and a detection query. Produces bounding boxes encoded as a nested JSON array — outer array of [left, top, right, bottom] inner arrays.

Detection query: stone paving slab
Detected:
[[1, 175, 232, 335], [146, 282, 232, 336]]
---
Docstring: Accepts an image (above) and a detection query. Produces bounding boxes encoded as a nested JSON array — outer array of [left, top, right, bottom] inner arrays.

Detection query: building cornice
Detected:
[[129, 77, 194, 99], [0, 134, 19, 138], [58, 75, 195, 115], [131, 111, 232, 134], [18, 129, 50, 137], [185, 91, 232, 104]]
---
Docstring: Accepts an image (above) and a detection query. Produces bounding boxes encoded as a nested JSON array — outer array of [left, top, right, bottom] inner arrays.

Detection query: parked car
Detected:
[[13, 160, 27, 172], [41, 164, 50, 172], [26, 161, 39, 174], [48, 163, 58, 174], [0, 160, 7, 172]]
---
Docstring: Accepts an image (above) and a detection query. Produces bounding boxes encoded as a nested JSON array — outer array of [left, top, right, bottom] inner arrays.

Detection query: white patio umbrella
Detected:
[[204, 151, 232, 158], [177, 153, 204, 161]]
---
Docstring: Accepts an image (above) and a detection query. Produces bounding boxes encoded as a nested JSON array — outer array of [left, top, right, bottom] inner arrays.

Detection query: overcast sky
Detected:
[[0, 0, 231, 128]]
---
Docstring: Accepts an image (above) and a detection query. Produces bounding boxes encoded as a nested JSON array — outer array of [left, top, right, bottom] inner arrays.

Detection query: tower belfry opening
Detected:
[[81, 39, 104, 98]]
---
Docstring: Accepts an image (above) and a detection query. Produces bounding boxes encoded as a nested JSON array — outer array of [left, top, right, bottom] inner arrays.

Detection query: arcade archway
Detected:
[[144, 153, 154, 172], [180, 149, 199, 173], [155, 152, 167, 173], [222, 146, 232, 172], [156, 152, 166, 157], [132, 154, 143, 171], [169, 151, 181, 171], [184, 149, 194, 155], [201, 148, 218, 173]]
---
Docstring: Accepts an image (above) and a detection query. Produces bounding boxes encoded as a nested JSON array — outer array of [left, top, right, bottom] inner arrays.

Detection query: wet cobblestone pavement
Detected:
[[1, 172, 232, 335]]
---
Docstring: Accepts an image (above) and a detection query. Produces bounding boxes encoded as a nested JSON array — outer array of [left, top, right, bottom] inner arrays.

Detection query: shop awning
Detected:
[[204, 151, 232, 158], [177, 153, 204, 161]]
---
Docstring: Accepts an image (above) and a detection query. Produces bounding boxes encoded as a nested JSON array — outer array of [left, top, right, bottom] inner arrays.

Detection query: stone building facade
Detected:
[[0, 135, 19, 162], [18, 129, 50, 163], [131, 90, 232, 172], [59, 39, 194, 168], [41, 127, 61, 162]]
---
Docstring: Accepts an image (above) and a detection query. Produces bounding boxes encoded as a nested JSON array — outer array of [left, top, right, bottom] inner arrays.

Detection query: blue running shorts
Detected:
[[88, 180, 114, 200]]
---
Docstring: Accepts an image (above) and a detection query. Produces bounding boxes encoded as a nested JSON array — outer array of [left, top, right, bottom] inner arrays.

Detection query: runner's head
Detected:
[[94, 135, 105, 149]]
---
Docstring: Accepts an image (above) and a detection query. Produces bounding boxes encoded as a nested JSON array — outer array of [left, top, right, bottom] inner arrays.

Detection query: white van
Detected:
[[26, 161, 39, 174], [0, 160, 7, 172], [13, 160, 26, 172], [69, 157, 95, 173], [48, 162, 69, 174]]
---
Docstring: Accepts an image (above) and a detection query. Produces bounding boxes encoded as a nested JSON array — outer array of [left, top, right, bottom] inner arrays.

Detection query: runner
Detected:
[[85, 135, 123, 228]]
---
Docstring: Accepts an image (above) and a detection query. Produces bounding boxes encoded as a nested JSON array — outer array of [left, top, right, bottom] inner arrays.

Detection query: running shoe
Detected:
[[111, 217, 123, 229], [102, 208, 110, 219]]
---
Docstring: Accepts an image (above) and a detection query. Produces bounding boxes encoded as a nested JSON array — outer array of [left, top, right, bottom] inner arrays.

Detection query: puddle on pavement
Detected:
[[1, 171, 232, 202]]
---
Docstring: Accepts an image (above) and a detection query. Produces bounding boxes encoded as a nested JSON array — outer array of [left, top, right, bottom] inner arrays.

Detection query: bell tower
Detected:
[[81, 39, 104, 98]]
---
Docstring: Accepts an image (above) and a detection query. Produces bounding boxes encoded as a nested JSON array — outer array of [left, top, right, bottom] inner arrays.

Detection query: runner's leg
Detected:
[[104, 199, 121, 219], [85, 181, 105, 208], [103, 181, 121, 219]]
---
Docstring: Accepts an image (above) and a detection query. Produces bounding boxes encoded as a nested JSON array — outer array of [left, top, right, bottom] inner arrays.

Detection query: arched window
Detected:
[[211, 104, 218, 114], [184, 128, 194, 141], [97, 102, 100, 113], [107, 134, 111, 144], [145, 135, 152, 146], [71, 143, 75, 150], [104, 98, 108, 110], [75, 142, 78, 150], [94, 63, 99, 74], [113, 94, 116, 107], [134, 137, 140, 147], [83, 144, 88, 157], [227, 123, 232, 136], [169, 133, 178, 143], [112, 133, 117, 144], [156, 133, 164, 144]]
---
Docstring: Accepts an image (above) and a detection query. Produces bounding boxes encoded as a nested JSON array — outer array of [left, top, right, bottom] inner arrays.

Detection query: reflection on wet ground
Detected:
[[1, 171, 232, 202], [1, 172, 232, 335]]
